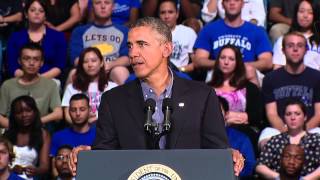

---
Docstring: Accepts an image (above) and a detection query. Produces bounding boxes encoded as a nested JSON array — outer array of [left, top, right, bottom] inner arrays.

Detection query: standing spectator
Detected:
[[260, 31, 320, 146], [210, 45, 264, 152], [158, 0, 197, 73], [44, 0, 81, 33], [62, 48, 117, 124], [201, 0, 266, 27], [4, 95, 51, 180], [6, 0, 67, 81], [54, 145, 75, 180], [69, 0, 129, 85], [256, 99, 320, 179], [0, 43, 62, 130], [194, 0, 272, 86], [272, 0, 320, 70]]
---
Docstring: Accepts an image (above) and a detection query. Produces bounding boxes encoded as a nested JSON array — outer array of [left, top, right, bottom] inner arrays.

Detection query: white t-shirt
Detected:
[[273, 35, 320, 70], [170, 24, 197, 68], [62, 81, 118, 117]]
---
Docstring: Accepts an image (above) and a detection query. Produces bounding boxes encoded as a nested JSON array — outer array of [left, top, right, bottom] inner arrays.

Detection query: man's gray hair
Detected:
[[131, 17, 172, 43]]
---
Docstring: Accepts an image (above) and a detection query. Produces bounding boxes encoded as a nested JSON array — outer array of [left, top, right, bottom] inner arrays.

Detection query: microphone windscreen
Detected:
[[145, 98, 156, 110], [162, 98, 173, 111]]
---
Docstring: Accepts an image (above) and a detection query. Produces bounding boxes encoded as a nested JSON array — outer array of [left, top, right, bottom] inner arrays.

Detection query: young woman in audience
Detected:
[[62, 47, 118, 124], [209, 44, 264, 152], [273, 0, 320, 70], [256, 99, 320, 179], [4, 95, 50, 180], [6, 0, 67, 80]]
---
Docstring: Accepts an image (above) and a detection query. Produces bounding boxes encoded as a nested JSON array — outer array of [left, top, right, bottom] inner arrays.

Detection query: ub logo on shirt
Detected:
[[213, 35, 251, 51]]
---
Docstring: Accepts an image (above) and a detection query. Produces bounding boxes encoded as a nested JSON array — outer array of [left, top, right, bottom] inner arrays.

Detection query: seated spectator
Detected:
[[0, 136, 24, 180], [6, 0, 67, 81], [4, 95, 51, 179], [256, 99, 320, 179], [194, 0, 272, 86], [52, 94, 95, 178], [54, 145, 74, 180], [201, 0, 266, 27], [112, 0, 141, 26], [69, 0, 130, 85], [0, 0, 23, 82], [158, 0, 197, 73], [260, 31, 320, 147], [44, 0, 81, 33], [278, 144, 305, 180], [209, 44, 264, 152], [62, 48, 117, 124], [218, 96, 256, 178], [0, 43, 62, 130], [273, 0, 320, 70]]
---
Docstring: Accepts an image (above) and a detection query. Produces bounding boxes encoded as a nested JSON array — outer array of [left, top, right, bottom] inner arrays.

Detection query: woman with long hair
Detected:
[[209, 44, 264, 152], [62, 47, 118, 124], [4, 95, 50, 180], [273, 0, 320, 70], [256, 99, 320, 179]]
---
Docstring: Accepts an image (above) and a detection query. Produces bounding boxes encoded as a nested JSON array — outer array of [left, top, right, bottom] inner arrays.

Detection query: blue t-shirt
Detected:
[[112, 0, 141, 25], [50, 125, 96, 156], [194, 19, 272, 62], [8, 172, 24, 180]]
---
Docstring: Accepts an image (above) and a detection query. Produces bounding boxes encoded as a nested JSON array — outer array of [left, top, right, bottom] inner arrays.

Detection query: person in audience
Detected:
[[201, 0, 266, 27], [0, 0, 23, 82], [54, 145, 74, 180], [111, 0, 141, 26], [273, 0, 320, 70], [69, 0, 129, 85], [52, 94, 95, 178], [158, 0, 197, 73], [210, 44, 264, 153], [268, 0, 300, 44], [6, 0, 67, 81], [4, 95, 50, 179], [278, 144, 305, 180], [62, 47, 117, 124], [0, 136, 24, 180], [194, 0, 272, 86], [256, 99, 320, 179], [0, 43, 62, 130], [260, 31, 320, 147], [218, 96, 256, 178], [142, 0, 202, 24], [44, 0, 81, 33]]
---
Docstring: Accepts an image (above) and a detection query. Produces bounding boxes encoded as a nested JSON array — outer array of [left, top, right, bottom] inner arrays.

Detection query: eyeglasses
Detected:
[[56, 155, 69, 161]]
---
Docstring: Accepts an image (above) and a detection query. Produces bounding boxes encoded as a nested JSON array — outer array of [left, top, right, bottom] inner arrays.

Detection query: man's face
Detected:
[[69, 99, 90, 126], [222, 0, 244, 18], [0, 143, 10, 171], [127, 26, 172, 80], [55, 148, 72, 178], [283, 34, 307, 66], [159, 1, 179, 29], [93, 0, 113, 20], [19, 49, 43, 75], [281, 145, 304, 177]]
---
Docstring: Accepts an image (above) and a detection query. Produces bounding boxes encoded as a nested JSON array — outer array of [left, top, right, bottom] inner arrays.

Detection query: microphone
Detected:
[[144, 98, 156, 133], [162, 98, 173, 132]]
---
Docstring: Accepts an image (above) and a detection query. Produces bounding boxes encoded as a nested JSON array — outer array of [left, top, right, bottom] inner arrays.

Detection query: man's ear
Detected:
[[162, 42, 173, 58]]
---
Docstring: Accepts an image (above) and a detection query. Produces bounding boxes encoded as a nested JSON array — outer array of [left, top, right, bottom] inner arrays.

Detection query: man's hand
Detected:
[[69, 145, 91, 176], [232, 149, 245, 176]]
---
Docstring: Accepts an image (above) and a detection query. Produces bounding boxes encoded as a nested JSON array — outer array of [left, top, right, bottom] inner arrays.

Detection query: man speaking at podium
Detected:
[[69, 16, 244, 176]]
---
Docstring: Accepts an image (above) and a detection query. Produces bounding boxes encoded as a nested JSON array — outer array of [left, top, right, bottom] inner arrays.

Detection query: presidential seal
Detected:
[[128, 164, 181, 180]]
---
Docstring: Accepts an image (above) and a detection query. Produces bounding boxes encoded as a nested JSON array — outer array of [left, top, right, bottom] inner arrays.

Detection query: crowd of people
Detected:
[[0, 0, 320, 179]]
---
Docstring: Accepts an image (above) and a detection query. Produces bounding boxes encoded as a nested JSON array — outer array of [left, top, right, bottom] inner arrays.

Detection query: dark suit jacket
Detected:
[[93, 76, 229, 149]]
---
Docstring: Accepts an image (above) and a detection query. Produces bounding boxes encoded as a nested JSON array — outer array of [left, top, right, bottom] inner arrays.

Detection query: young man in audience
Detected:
[[194, 0, 272, 86], [0, 43, 62, 130], [69, 0, 129, 85], [158, 0, 197, 73], [54, 145, 75, 180], [260, 31, 320, 147]]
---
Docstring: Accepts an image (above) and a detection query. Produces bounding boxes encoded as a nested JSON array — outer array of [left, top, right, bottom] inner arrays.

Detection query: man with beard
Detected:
[[55, 145, 75, 180], [50, 94, 96, 178], [259, 31, 320, 148]]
